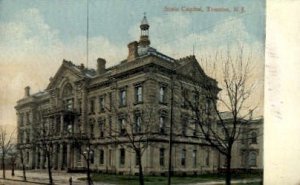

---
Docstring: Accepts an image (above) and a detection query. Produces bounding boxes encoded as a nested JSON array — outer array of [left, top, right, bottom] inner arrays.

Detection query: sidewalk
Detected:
[[184, 179, 262, 185], [0, 170, 112, 185]]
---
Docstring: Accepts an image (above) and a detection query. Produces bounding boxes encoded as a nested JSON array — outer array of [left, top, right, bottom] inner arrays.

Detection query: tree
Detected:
[[68, 131, 94, 185], [17, 144, 27, 181], [8, 148, 18, 177], [184, 47, 257, 185], [0, 126, 15, 179], [32, 111, 57, 185], [106, 104, 155, 185]]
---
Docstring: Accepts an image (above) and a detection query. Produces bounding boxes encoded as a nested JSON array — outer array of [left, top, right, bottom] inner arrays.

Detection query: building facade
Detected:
[[15, 16, 263, 175]]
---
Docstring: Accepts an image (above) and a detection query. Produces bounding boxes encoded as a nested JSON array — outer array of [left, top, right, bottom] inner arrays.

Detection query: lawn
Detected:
[[79, 172, 262, 185]]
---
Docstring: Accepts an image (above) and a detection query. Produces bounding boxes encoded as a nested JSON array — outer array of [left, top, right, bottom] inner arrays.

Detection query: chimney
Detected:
[[127, 41, 138, 62], [97, 58, 106, 74], [25, 86, 30, 97]]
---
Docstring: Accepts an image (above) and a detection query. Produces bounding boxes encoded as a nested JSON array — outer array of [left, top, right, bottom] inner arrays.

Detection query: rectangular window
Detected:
[[90, 123, 94, 138], [159, 116, 165, 134], [119, 89, 127, 106], [109, 92, 112, 110], [119, 118, 126, 136], [181, 149, 186, 166], [76, 148, 81, 162], [135, 114, 142, 133], [99, 149, 104, 165], [98, 119, 105, 138], [108, 149, 112, 166], [193, 92, 199, 106], [205, 99, 211, 114], [20, 113, 24, 126], [120, 148, 125, 166], [99, 96, 105, 112], [181, 117, 187, 136], [90, 99, 95, 113], [159, 148, 165, 166], [135, 153, 140, 166], [192, 150, 197, 168], [90, 150, 94, 164], [206, 149, 210, 166], [135, 85, 143, 103], [159, 86, 166, 103], [26, 112, 30, 124], [181, 89, 188, 108], [78, 99, 82, 113], [108, 116, 112, 136]]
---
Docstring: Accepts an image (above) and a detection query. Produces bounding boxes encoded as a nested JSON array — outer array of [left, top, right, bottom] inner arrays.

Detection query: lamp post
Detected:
[[83, 147, 93, 185]]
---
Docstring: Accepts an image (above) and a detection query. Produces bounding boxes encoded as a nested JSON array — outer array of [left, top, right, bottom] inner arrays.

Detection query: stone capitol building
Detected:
[[15, 15, 263, 175]]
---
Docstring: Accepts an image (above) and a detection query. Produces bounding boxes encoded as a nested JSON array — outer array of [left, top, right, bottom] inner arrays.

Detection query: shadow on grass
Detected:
[[78, 172, 262, 185]]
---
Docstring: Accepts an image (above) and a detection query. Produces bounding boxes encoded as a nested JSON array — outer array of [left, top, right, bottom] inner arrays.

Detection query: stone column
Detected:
[[60, 113, 64, 136]]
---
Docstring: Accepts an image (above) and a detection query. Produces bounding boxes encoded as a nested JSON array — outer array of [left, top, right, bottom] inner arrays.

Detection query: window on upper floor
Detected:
[[109, 92, 112, 110], [108, 116, 112, 136], [181, 116, 188, 136], [193, 121, 198, 137], [135, 85, 143, 104], [159, 115, 166, 134], [65, 98, 74, 111], [26, 112, 30, 124], [181, 88, 189, 108], [119, 89, 127, 107], [98, 118, 105, 138], [78, 100, 82, 113], [89, 119, 95, 138], [89, 99, 95, 113], [99, 96, 105, 112], [193, 91, 200, 107], [62, 83, 73, 97], [159, 86, 167, 103], [20, 113, 24, 126], [119, 118, 126, 136], [251, 131, 257, 144], [134, 113, 142, 133]]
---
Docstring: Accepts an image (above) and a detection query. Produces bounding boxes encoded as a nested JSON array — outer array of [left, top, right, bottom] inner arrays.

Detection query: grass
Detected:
[[78, 172, 262, 185]]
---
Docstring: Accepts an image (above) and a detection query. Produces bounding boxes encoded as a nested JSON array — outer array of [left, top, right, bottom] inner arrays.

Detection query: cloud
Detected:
[[128, 14, 263, 60], [0, 8, 125, 128]]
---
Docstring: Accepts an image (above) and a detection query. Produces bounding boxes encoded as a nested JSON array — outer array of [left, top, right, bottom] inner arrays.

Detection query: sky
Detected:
[[0, 0, 265, 130]]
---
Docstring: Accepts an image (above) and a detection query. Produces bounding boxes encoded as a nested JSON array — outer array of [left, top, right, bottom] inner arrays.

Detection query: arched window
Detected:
[[248, 152, 257, 167], [62, 83, 73, 97], [251, 132, 257, 144]]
